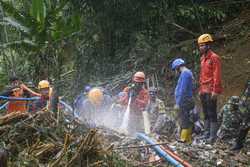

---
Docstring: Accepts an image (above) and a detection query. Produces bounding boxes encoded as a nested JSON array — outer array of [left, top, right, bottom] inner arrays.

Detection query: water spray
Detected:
[[119, 96, 132, 134]]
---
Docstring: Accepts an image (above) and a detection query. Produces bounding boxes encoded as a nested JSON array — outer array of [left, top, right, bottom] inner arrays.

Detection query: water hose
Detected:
[[0, 96, 40, 101], [0, 102, 8, 110], [136, 133, 184, 167], [0, 97, 73, 114], [159, 146, 192, 167]]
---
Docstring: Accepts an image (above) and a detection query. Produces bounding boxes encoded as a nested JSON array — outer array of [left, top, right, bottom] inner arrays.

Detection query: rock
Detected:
[[216, 159, 223, 166]]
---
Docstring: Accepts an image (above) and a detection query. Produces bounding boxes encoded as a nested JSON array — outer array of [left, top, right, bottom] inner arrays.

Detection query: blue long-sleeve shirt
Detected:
[[175, 69, 193, 106]]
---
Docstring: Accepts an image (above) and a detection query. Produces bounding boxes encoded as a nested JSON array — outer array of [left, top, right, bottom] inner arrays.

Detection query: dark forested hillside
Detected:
[[0, 0, 249, 100]]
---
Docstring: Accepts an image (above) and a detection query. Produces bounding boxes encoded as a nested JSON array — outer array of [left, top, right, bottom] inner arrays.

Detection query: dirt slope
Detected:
[[217, 9, 250, 104]]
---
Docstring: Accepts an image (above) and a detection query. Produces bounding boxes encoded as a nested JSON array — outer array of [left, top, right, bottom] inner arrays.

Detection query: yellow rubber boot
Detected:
[[180, 129, 188, 142], [180, 128, 192, 144], [186, 128, 192, 144]]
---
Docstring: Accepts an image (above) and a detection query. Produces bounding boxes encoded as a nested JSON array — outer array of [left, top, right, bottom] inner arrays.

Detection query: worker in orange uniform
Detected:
[[120, 71, 149, 136], [0, 76, 40, 113], [198, 34, 223, 143]]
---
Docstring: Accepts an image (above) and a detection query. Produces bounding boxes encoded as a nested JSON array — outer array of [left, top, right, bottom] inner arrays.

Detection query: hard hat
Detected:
[[228, 96, 240, 105], [38, 80, 50, 89], [133, 71, 145, 83], [88, 88, 103, 105], [84, 85, 92, 92], [171, 58, 185, 70], [198, 34, 213, 44]]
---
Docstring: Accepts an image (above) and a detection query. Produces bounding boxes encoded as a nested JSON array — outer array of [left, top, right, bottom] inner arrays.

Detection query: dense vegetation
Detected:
[[0, 0, 248, 99]]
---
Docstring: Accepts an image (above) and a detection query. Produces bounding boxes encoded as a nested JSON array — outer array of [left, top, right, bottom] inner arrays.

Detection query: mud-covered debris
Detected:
[[0, 111, 129, 167]]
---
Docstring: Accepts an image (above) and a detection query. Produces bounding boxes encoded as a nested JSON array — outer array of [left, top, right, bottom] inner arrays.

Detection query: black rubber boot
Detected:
[[206, 122, 218, 144], [231, 142, 243, 151], [231, 127, 249, 151]]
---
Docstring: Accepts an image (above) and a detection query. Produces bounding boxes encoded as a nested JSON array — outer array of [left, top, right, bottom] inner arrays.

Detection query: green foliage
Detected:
[[0, 0, 247, 98], [30, 0, 46, 29], [0, 0, 81, 85], [176, 4, 226, 30]]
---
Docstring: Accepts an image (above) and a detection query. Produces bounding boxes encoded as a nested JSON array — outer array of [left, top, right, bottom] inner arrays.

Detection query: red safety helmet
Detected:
[[133, 71, 145, 83]]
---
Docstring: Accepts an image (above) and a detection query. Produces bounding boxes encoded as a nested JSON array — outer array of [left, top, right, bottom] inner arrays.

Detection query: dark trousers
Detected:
[[180, 98, 194, 129], [236, 127, 249, 145], [200, 93, 217, 122]]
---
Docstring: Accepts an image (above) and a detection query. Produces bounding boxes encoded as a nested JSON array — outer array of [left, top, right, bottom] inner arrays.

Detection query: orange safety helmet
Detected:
[[133, 71, 145, 83], [88, 88, 104, 105], [198, 34, 213, 44]]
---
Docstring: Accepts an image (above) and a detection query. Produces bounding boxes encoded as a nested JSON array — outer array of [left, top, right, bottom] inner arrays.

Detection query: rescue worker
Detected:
[[84, 85, 92, 95], [29, 80, 57, 112], [79, 87, 112, 127], [146, 87, 166, 132], [172, 58, 194, 144], [0, 76, 40, 113], [217, 96, 242, 142], [73, 85, 92, 115], [198, 34, 223, 143], [231, 80, 250, 150], [146, 87, 176, 136], [120, 71, 149, 135], [110, 92, 127, 127]]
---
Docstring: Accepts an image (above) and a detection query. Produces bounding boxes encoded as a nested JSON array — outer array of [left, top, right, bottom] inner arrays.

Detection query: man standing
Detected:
[[146, 87, 166, 133], [73, 85, 92, 116], [172, 58, 194, 144], [120, 71, 149, 136], [198, 34, 223, 143], [29, 80, 58, 112]]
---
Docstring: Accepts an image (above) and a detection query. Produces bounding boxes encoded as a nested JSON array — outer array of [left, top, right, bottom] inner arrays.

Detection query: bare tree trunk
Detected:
[[0, 5, 16, 76]]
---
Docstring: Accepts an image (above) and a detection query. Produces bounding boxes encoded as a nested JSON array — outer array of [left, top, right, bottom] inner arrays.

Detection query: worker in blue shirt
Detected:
[[172, 58, 195, 144]]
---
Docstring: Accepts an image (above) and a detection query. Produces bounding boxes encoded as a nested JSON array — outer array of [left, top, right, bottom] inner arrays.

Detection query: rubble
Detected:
[[164, 139, 250, 167], [112, 132, 250, 167], [0, 111, 129, 167], [0, 110, 249, 167]]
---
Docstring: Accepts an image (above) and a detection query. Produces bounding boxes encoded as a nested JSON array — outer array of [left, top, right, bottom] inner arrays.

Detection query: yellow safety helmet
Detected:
[[88, 88, 103, 105], [38, 80, 50, 89], [198, 34, 213, 44]]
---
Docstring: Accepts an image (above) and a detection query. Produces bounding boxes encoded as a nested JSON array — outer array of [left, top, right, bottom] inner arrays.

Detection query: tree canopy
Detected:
[[0, 0, 248, 97]]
